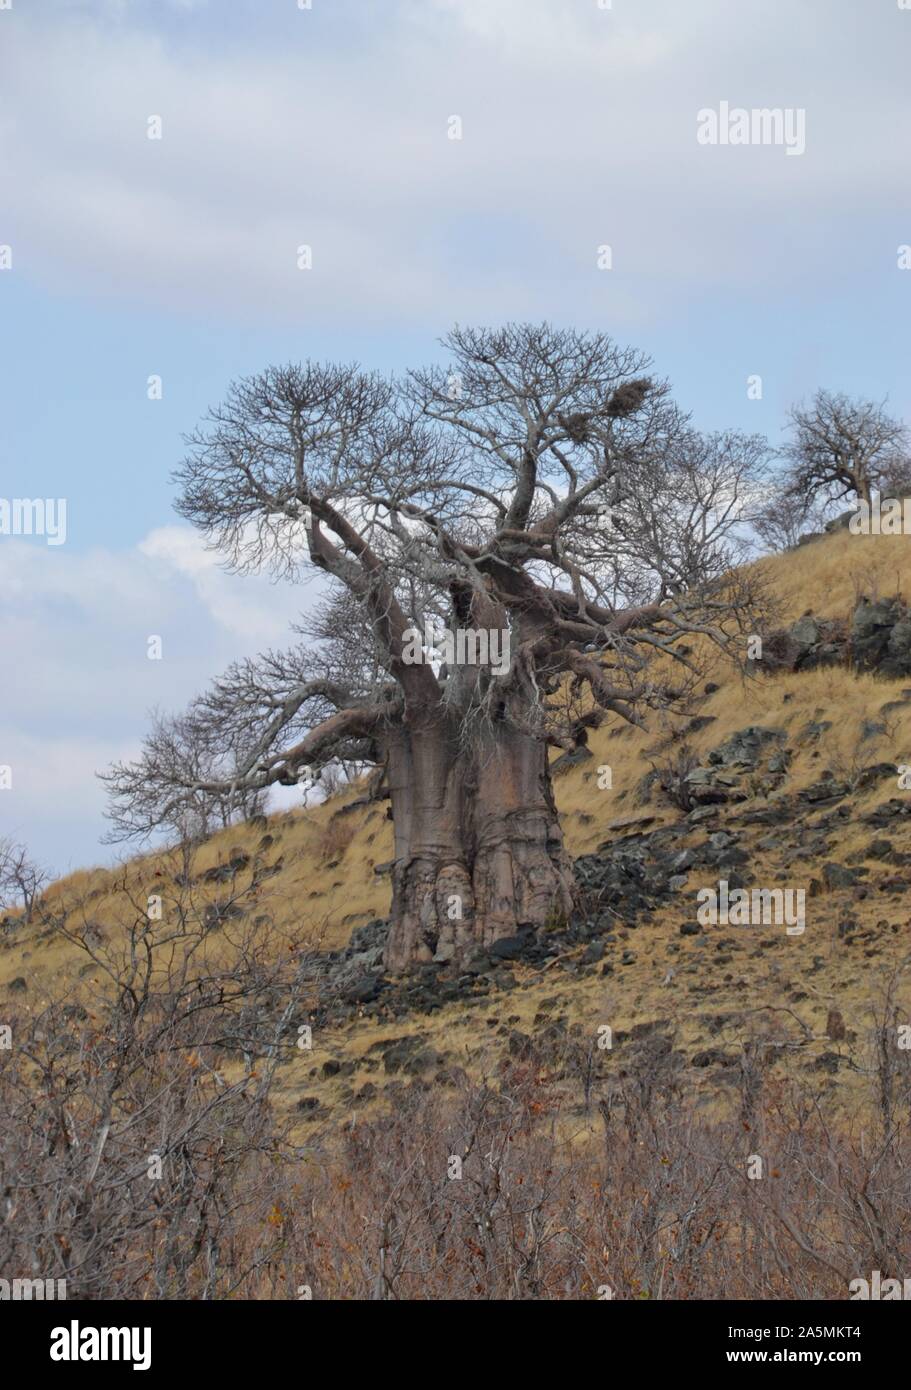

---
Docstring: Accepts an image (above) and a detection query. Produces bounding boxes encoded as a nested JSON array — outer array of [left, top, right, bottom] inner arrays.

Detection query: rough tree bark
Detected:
[[383, 715, 573, 971]]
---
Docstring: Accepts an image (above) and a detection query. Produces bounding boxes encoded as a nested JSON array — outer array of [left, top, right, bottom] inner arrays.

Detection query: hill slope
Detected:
[[4, 528, 911, 1130]]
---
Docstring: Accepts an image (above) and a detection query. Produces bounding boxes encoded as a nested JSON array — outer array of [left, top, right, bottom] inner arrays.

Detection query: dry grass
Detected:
[[5, 528, 911, 1131], [754, 527, 911, 619]]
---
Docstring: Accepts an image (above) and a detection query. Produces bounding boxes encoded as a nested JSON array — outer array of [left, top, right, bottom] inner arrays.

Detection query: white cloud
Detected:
[[0, 528, 317, 869], [1, 0, 907, 327], [138, 525, 314, 643], [0, 729, 131, 876], [409, 0, 673, 72]]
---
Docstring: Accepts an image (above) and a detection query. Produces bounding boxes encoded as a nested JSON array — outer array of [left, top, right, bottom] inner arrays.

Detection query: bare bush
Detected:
[[5, 937, 911, 1298], [0, 837, 50, 925], [647, 737, 700, 811], [753, 490, 832, 552], [0, 852, 315, 1298]]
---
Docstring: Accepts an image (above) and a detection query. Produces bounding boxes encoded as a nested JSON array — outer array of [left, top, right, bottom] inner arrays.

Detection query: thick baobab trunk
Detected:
[[383, 717, 474, 971], [465, 724, 574, 949], [382, 717, 574, 972]]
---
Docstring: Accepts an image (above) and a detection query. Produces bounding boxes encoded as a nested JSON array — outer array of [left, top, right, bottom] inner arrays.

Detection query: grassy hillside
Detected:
[[4, 528, 911, 1133]]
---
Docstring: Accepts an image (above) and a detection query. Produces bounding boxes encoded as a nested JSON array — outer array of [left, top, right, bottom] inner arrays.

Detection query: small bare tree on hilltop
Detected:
[[103, 324, 769, 970], [781, 389, 911, 512]]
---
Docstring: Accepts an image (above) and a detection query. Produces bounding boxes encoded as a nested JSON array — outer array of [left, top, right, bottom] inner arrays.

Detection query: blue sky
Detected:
[[1, 0, 909, 874]]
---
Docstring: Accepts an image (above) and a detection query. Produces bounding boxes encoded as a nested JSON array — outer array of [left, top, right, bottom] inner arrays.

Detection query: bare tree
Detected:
[[753, 489, 831, 553], [103, 323, 768, 971], [0, 851, 313, 1298], [0, 837, 49, 925], [781, 389, 910, 511], [101, 708, 268, 852]]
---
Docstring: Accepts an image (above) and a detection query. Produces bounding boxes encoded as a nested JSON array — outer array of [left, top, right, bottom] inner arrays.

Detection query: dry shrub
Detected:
[[3, 874, 911, 1300], [314, 815, 357, 864]]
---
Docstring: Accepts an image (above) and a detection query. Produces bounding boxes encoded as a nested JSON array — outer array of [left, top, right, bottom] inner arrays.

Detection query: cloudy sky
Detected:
[[1, 0, 908, 874]]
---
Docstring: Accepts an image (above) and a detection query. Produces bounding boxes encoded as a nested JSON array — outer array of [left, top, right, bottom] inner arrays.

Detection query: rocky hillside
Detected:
[[5, 528, 911, 1131]]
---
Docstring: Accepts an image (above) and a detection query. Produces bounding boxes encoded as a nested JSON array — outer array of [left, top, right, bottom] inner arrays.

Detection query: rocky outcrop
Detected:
[[759, 615, 848, 672], [851, 597, 911, 677], [760, 597, 911, 677], [683, 726, 788, 806]]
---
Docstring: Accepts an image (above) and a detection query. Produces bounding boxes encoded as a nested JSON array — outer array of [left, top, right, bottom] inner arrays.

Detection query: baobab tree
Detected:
[[104, 324, 767, 970]]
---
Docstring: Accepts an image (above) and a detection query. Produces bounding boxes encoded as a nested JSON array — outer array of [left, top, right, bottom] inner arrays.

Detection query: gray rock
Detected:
[[343, 973, 385, 1004], [489, 934, 531, 961], [550, 745, 594, 776], [853, 597, 911, 677], [790, 615, 822, 647], [823, 862, 858, 890]]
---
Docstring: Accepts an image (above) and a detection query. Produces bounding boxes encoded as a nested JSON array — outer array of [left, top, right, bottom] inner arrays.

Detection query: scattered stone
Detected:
[[692, 1047, 737, 1068], [801, 779, 849, 804], [550, 745, 594, 777], [489, 934, 531, 961], [853, 597, 911, 678], [823, 862, 859, 890]]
